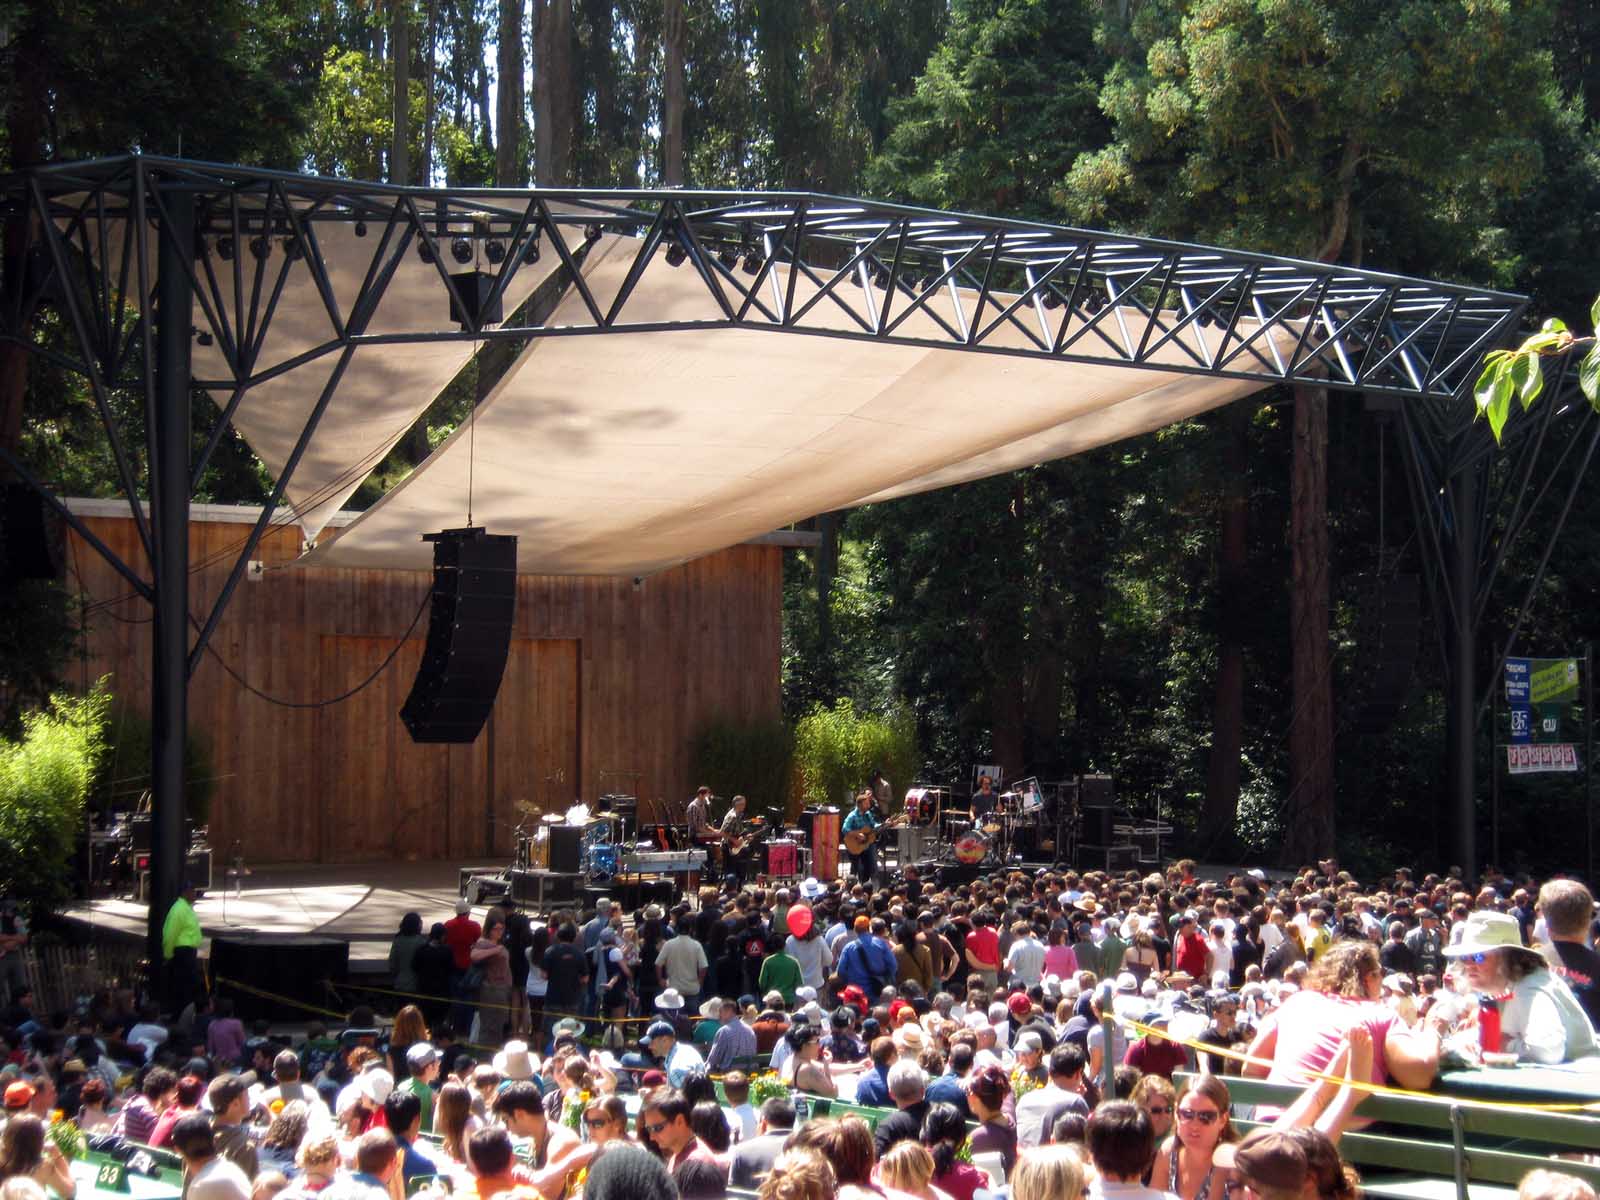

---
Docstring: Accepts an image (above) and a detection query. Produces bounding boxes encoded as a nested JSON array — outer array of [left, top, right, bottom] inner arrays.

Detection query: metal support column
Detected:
[[148, 186, 193, 971], [1447, 466, 1477, 876]]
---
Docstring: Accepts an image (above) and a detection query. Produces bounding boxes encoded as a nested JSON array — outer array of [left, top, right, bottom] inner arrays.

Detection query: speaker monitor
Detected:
[[448, 270, 504, 329], [401, 527, 518, 744], [1080, 773, 1115, 808]]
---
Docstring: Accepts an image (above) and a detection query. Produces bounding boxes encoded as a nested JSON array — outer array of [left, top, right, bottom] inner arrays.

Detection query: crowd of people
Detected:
[[4, 854, 1600, 1200]]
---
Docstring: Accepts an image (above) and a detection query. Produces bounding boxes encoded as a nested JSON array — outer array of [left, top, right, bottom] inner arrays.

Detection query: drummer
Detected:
[[972, 773, 999, 821]]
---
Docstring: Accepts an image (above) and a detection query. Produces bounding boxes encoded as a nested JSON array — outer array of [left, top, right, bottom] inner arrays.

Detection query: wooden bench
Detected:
[[1174, 1072, 1600, 1200]]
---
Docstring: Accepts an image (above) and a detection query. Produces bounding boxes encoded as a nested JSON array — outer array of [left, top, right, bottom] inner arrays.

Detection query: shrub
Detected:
[[689, 717, 795, 826], [0, 681, 108, 913], [88, 699, 216, 827], [792, 699, 919, 812]]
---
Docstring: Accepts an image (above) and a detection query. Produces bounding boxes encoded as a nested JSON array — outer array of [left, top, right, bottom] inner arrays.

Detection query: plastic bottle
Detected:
[[1478, 994, 1502, 1055]]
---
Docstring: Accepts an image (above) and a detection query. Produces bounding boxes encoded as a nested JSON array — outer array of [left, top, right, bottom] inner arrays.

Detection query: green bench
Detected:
[[794, 1093, 897, 1130], [1175, 1072, 1600, 1200]]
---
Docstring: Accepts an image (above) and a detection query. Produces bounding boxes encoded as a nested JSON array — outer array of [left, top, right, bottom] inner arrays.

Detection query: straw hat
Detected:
[[655, 988, 685, 1010], [492, 1040, 536, 1080], [1443, 911, 1527, 958]]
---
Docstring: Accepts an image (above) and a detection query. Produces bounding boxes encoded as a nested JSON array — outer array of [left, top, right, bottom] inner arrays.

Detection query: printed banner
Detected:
[[1505, 743, 1579, 774]]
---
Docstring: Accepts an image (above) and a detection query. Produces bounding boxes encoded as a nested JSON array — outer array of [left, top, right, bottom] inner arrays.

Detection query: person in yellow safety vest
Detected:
[[163, 882, 203, 1019]]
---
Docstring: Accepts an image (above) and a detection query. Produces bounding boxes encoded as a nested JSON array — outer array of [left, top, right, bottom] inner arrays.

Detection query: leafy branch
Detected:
[[1474, 294, 1600, 442]]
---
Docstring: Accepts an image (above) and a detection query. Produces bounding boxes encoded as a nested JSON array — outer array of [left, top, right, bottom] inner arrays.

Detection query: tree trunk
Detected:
[[390, 0, 412, 184], [661, 0, 686, 186], [814, 511, 839, 696], [532, 0, 575, 185], [1203, 403, 1250, 843], [495, 0, 525, 185], [0, 18, 48, 473], [1284, 384, 1335, 863], [421, 0, 436, 182]]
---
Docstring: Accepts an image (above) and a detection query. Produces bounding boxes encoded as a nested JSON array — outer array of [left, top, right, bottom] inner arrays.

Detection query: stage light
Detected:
[[249, 236, 271, 261], [584, 223, 603, 244], [485, 239, 506, 264], [718, 244, 738, 269], [417, 239, 435, 264], [354, 220, 368, 238], [900, 272, 919, 292], [664, 242, 687, 267], [1085, 292, 1104, 314], [521, 232, 542, 264], [1041, 289, 1062, 310], [450, 236, 474, 265], [1195, 307, 1216, 328], [216, 236, 235, 261], [281, 237, 303, 261], [741, 250, 762, 275], [194, 329, 214, 347]]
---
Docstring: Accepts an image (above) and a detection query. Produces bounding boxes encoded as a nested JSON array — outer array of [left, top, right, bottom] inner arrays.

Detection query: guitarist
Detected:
[[718, 794, 753, 884], [841, 790, 881, 883]]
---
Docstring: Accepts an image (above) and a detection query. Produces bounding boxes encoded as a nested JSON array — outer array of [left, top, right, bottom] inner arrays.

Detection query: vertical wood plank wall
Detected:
[[66, 512, 783, 864]]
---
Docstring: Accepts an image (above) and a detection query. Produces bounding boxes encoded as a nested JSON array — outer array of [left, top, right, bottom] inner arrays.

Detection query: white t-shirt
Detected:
[[785, 934, 833, 989], [658, 935, 709, 995], [1006, 937, 1047, 986], [189, 1157, 251, 1200]]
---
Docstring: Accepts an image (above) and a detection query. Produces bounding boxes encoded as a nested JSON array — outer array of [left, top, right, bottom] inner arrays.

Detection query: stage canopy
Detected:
[[11, 156, 1527, 577]]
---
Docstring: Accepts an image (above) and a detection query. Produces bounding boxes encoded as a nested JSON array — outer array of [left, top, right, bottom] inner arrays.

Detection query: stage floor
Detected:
[[62, 861, 504, 972]]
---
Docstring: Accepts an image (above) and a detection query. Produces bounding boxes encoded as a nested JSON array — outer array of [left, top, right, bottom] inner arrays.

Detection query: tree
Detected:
[[532, 0, 575, 185], [661, 0, 686, 185], [1061, 0, 1559, 861], [495, 0, 527, 184]]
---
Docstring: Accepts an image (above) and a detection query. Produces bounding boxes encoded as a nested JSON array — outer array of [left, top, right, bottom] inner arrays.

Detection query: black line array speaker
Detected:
[[401, 527, 518, 744], [1080, 774, 1115, 807], [0, 483, 64, 583]]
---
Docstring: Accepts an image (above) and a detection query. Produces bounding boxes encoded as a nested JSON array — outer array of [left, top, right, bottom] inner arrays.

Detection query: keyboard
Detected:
[[617, 849, 708, 873]]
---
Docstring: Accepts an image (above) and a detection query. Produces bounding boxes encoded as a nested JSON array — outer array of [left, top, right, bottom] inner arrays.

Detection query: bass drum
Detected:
[[953, 830, 989, 865]]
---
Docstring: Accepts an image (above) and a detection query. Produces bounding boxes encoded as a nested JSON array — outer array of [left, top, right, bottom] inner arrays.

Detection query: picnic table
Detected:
[[69, 1154, 183, 1200]]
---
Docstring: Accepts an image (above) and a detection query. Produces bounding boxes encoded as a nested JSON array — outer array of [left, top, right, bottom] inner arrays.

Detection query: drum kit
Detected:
[[918, 775, 1058, 867]]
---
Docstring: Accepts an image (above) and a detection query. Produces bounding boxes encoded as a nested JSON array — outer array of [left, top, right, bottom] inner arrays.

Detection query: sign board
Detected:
[[1509, 705, 1532, 743], [1506, 743, 1580, 775], [93, 1160, 130, 1193], [1506, 656, 1581, 705]]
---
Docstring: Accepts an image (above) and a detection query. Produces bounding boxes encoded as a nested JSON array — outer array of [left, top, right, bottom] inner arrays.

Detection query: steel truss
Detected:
[[0, 155, 1538, 951]]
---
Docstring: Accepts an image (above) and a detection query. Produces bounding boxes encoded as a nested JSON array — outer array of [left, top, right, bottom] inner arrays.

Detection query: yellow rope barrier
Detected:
[[327, 979, 659, 1023]]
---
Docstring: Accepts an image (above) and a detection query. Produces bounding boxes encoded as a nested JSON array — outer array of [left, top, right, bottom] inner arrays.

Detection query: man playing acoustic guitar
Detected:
[[841, 790, 881, 883]]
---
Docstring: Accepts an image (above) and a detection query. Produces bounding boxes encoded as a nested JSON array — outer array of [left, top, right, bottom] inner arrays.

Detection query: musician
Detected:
[[842, 790, 881, 883], [719, 795, 752, 884], [869, 769, 893, 812], [687, 786, 722, 844], [972, 774, 998, 821]]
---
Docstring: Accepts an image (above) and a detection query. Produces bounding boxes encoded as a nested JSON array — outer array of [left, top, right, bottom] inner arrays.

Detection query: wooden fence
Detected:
[[19, 942, 148, 1015]]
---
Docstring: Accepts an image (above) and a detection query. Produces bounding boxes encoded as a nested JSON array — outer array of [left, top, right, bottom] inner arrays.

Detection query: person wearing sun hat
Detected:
[[1443, 910, 1597, 1063]]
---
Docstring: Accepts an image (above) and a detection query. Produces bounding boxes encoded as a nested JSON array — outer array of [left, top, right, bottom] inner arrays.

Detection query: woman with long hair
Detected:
[[0, 1117, 74, 1199], [258, 1102, 310, 1179], [74, 1078, 114, 1135], [1130, 1074, 1177, 1145], [1245, 938, 1441, 1095], [1043, 926, 1078, 982], [921, 1101, 988, 1200], [389, 912, 428, 1000], [964, 1064, 1017, 1178], [877, 1142, 940, 1200], [434, 1080, 479, 1160], [1122, 927, 1161, 986], [525, 924, 552, 1040], [757, 1151, 836, 1200], [470, 912, 513, 1045], [387, 1005, 429, 1079], [581, 1096, 630, 1147], [787, 1117, 877, 1200], [1148, 1074, 1239, 1200]]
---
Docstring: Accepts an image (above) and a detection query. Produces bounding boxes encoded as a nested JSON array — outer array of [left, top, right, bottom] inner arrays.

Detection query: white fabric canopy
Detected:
[[302, 250, 1293, 576]]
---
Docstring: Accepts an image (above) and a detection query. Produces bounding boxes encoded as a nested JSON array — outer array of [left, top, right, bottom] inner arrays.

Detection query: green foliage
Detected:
[[792, 700, 919, 811], [88, 701, 216, 828], [48, 1118, 85, 1162], [1473, 305, 1600, 442], [689, 717, 795, 825], [0, 682, 108, 914], [865, 0, 1108, 217]]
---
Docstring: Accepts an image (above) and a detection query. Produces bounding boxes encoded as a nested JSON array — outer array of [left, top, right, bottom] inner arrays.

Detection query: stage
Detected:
[[61, 861, 504, 974]]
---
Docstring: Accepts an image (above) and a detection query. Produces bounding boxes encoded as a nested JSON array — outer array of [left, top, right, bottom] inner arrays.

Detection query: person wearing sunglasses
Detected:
[[1442, 910, 1598, 1063], [581, 1096, 630, 1147], [1129, 1074, 1177, 1143], [638, 1089, 729, 1200], [1148, 1074, 1238, 1200]]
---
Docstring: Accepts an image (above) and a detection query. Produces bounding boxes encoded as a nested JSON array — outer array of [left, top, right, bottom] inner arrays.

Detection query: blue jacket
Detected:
[[855, 1063, 891, 1106], [839, 934, 896, 994]]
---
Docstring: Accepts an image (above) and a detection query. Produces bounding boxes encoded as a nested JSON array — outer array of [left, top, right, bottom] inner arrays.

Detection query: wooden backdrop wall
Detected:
[[67, 509, 783, 864]]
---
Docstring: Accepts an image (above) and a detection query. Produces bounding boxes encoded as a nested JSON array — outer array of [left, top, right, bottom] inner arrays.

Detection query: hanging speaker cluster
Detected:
[[400, 527, 518, 744], [0, 483, 65, 584]]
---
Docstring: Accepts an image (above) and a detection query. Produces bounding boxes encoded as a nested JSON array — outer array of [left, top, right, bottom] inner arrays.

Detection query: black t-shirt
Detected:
[[1380, 939, 1418, 976], [543, 942, 589, 1005], [1552, 940, 1600, 1030]]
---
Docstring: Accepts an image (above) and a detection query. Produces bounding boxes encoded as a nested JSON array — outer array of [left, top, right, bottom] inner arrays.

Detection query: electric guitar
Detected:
[[728, 817, 768, 857]]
